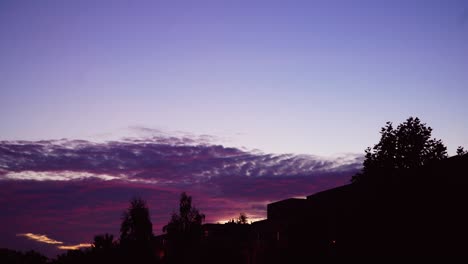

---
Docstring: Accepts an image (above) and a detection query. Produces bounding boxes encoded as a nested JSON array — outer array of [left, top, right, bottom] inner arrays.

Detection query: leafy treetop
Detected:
[[163, 192, 205, 237], [120, 197, 153, 245], [456, 146, 467, 156], [352, 117, 447, 183]]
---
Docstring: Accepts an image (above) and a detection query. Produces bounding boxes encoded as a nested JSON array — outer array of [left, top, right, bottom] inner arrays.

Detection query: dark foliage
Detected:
[[227, 213, 249, 225], [3, 118, 467, 262], [352, 117, 447, 183], [162, 192, 205, 264], [0, 248, 47, 264], [456, 146, 467, 156], [52, 249, 90, 264], [120, 197, 153, 245], [119, 197, 156, 264], [93, 233, 115, 251], [89, 234, 119, 263]]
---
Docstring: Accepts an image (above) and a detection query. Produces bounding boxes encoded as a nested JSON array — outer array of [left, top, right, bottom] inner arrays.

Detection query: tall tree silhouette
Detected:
[[120, 197, 153, 244], [352, 117, 447, 183], [120, 197, 155, 263], [163, 192, 205, 263]]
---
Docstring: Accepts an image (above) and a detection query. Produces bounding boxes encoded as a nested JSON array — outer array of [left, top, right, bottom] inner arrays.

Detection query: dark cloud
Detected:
[[0, 137, 362, 257], [0, 138, 361, 182]]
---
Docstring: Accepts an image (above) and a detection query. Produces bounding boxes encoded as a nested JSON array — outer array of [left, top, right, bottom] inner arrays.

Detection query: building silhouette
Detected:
[[155, 154, 468, 262]]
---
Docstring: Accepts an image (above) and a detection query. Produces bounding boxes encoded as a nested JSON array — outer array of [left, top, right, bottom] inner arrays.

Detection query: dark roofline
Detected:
[[268, 197, 306, 206], [306, 184, 353, 200]]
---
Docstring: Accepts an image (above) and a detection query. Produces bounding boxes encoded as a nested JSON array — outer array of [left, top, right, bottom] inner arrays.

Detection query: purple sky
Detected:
[[0, 0, 467, 258], [0, 137, 361, 256], [1, 0, 467, 155]]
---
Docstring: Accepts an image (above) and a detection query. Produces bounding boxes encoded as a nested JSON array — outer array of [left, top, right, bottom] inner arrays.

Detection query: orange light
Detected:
[[58, 243, 92, 250], [17, 233, 63, 245]]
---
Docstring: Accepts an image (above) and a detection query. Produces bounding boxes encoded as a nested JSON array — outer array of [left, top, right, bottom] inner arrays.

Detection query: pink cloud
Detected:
[[0, 136, 362, 257]]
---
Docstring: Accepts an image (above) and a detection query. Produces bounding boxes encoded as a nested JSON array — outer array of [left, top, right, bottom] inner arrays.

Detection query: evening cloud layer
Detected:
[[0, 137, 361, 181], [0, 136, 362, 256]]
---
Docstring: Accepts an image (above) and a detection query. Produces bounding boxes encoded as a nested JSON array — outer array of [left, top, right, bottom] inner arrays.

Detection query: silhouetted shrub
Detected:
[[352, 117, 447, 183]]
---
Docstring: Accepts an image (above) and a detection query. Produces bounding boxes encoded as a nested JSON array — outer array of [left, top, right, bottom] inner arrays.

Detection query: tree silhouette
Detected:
[[93, 233, 115, 251], [456, 146, 467, 156], [120, 197, 155, 263], [163, 192, 205, 263], [52, 249, 88, 264], [0, 248, 48, 264], [120, 197, 153, 244], [237, 213, 248, 224], [90, 234, 118, 263], [228, 213, 249, 224], [163, 192, 205, 236], [352, 117, 447, 183]]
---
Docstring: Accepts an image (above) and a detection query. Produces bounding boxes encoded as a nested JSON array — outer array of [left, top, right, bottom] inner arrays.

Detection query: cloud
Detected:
[[0, 138, 362, 182], [58, 243, 92, 250], [17, 233, 91, 251], [0, 134, 362, 257], [17, 233, 63, 245], [3, 171, 120, 181]]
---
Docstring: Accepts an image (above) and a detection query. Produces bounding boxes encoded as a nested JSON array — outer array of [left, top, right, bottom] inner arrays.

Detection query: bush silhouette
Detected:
[[352, 117, 447, 183], [456, 146, 467, 156]]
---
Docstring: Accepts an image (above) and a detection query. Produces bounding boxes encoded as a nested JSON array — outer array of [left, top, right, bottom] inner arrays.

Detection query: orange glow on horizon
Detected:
[[215, 216, 265, 224]]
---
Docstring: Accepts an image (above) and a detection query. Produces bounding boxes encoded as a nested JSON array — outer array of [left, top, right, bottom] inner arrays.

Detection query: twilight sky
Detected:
[[0, 137, 362, 257], [1, 0, 467, 155], [0, 0, 467, 258]]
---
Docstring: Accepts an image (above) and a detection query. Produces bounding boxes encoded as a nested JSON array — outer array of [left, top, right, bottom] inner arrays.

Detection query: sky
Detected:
[[0, 137, 361, 257], [0, 0, 467, 258]]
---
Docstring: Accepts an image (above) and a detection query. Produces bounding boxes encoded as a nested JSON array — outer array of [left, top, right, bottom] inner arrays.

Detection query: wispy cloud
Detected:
[[17, 233, 63, 245], [0, 138, 362, 183], [17, 233, 92, 251], [2, 133, 362, 256], [58, 243, 92, 250], [3, 171, 120, 181]]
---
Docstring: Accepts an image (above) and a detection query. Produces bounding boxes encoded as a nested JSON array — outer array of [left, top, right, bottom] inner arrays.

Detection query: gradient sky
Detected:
[[0, 0, 467, 258], [1, 0, 467, 155], [0, 137, 362, 257]]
